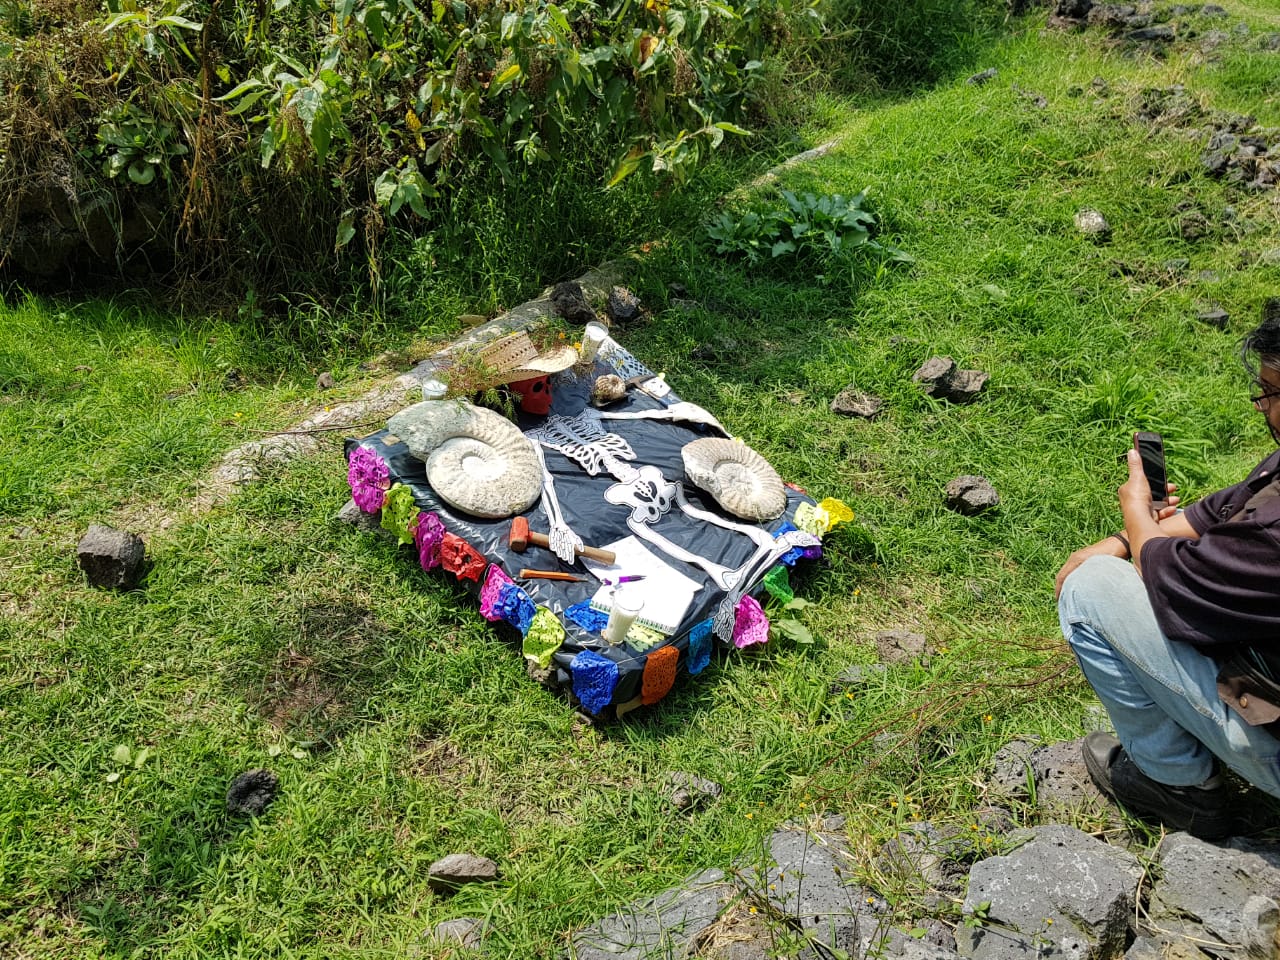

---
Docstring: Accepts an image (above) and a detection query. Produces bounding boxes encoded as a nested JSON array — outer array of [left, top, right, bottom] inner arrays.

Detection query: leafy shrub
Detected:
[[0, 0, 821, 294], [706, 189, 905, 264]]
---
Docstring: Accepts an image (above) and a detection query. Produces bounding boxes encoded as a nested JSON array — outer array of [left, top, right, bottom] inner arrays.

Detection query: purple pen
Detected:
[[603, 575, 646, 585]]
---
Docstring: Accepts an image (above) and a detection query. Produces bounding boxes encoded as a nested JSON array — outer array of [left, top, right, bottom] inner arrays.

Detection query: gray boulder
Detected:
[[77, 524, 146, 590], [914, 357, 957, 397], [427, 853, 499, 892], [607, 285, 644, 325], [668, 772, 723, 811], [755, 828, 870, 959], [831, 388, 884, 419], [427, 918, 483, 948], [959, 825, 1142, 960], [1148, 832, 1280, 960], [572, 868, 732, 960], [944, 476, 1000, 516], [1074, 208, 1112, 240]]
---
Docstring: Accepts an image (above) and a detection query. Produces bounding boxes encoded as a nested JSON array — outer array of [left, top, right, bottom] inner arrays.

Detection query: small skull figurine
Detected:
[[511, 375, 553, 415]]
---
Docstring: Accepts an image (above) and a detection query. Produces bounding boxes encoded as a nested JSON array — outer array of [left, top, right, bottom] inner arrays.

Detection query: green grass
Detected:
[[4, 6, 1280, 957]]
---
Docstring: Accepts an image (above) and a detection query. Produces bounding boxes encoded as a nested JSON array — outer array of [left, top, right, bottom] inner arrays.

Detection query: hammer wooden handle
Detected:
[[525, 530, 616, 565]]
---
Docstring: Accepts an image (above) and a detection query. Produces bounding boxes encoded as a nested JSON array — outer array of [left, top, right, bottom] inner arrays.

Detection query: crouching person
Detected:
[[1055, 309, 1280, 838]]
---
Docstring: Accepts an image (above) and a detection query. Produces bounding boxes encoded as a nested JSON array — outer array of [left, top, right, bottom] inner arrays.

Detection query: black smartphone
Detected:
[[1133, 432, 1168, 511]]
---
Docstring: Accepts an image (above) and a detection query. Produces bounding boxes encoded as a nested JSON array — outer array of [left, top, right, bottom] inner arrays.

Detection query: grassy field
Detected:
[[4, 5, 1280, 958]]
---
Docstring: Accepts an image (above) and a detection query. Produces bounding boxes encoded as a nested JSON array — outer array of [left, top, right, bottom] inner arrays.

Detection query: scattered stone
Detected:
[[1125, 936, 1202, 960], [829, 663, 888, 692], [573, 868, 731, 960], [1179, 210, 1213, 240], [316, 371, 336, 391], [226, 768, 279, 816], [1087, 4, 1137, 29], [945, 369, 990, 403], [875, 630, 927, 665], [831, 388, 884, 419], [1126, 25, 1175, 42], [1197, 269, 1221, 283], [1089, 76, 1110, 96], [76, 524, 146, 590], [550, 280, 598, 325], [668, 281, 688, 298], [428, 853, 499, 892], [1259, 33, 1280, 51], [1261, 249, 1280, 268], [868, 921, 962, 959], [1148, 832, 1280, 958], [427, 918, 483, 948], [988, 738, 1042, 796], [1052, 0, 1093, 21], [1162, 257, 1191, 275], [525, 658, 558, 687], [669, 772, 723, 811], [944, 476, 1000, 516], [606, 285, 644, 325], [1196, 302, 1230, 328], [967, 68, 998, 85], [1074, 208, 1112, 240], [1028, 738, 1108, 809], [590, 374, 628, 407], [335, 498, 387, 535], [671, 298, 702, 312], [757, 828, 868, 958], [1201, 3, 1227, 16], [691, 336, 740, 363], [913, 356, 957, 397], [959, 825, 1142, 960], [876, 822, 969, 904]]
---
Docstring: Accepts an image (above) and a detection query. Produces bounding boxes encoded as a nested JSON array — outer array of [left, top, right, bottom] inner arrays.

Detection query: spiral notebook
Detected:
[[582, 536, 700, 636]]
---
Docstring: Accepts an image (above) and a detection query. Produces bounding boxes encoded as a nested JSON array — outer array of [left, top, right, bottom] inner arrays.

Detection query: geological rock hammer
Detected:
[[507, 517, 617, 565]]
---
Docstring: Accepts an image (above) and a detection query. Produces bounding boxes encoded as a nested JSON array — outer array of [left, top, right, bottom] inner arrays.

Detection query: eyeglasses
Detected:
[[1251, 384, 1280, 406]]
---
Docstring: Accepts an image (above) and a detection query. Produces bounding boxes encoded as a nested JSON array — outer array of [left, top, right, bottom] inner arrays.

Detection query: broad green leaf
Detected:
[[374, 168, 398, 205], [112, 744, 132, 764], [128, 161, 156, 185], [545, 3, 570, 33], [215, 78, 265, 101], [156, 14, 203, 31], [335, 210, 357, 250]]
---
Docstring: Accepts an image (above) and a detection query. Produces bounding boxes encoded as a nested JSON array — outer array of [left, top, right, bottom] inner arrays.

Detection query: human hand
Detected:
[[1055, 536, 1128, 600], [1118, 448, 1181, 520]]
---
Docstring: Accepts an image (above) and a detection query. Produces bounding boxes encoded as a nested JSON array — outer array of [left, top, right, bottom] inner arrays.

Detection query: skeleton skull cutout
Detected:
[[511, 375, 553, 415]]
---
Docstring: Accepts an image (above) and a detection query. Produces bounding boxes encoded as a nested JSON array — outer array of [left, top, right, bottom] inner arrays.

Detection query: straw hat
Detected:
[[461, 331, 578, 392]]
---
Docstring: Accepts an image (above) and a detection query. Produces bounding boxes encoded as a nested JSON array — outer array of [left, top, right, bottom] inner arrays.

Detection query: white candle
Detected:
[[580, 322, 609, 364], [603, 587, 644, 645]]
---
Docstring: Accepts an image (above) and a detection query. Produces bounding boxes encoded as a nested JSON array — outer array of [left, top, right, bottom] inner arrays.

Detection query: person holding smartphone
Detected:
[[1055, 306, 1280, 838]]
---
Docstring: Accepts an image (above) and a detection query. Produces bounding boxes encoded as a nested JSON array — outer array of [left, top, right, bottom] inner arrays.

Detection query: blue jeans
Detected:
[[1058, 555, 1280, 797]]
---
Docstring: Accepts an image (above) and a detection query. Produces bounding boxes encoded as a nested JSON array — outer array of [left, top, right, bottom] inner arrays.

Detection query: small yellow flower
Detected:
[[749, 906, 758, 915], [798, 802, 806, 809], [1045, 919, 1053, 926], [983, 714, 993, 723], [854, 589, 861, 596], [557, 331, 566, 340], [745, 812, 753, 819], [905, 795, 912, 803], [890, 800, 898, 808], [971, 823, 980, 831], [233, 412, 242, 418]]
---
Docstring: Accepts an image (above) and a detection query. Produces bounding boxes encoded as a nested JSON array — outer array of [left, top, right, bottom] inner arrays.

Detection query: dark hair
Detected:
[[1241, 298, 1280, 379]]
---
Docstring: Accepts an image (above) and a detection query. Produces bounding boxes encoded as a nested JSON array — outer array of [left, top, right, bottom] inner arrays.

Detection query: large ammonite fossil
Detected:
[[387, 400, 541, 519], [680, 437, 787, 522]]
